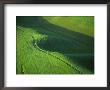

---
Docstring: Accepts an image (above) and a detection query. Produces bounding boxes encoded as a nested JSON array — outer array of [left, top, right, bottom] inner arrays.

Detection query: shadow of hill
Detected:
[[16, 16, 94, 72], [16, 16, 94, 49]]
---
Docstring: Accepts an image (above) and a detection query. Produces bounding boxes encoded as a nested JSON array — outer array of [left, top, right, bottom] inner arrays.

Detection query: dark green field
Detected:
[[16, 16, 94, 74]]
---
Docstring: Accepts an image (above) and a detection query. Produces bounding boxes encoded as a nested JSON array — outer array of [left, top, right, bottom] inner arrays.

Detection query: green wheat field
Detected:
[[16, 16, 94, 74]]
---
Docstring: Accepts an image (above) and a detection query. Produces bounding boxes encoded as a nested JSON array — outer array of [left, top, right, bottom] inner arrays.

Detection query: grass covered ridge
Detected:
[[16, 16, 94, 74]]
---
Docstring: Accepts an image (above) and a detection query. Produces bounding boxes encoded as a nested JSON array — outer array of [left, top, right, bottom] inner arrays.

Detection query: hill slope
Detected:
[[43, 16, 94, 37], [16, 16, 94, 74]]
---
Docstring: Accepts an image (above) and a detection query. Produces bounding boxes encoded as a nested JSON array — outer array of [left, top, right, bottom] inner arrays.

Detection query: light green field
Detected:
[[16, 16, 94, 74]]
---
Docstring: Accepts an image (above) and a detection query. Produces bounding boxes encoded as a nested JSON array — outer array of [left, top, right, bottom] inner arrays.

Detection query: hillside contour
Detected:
[[16, 16, 94, 74]]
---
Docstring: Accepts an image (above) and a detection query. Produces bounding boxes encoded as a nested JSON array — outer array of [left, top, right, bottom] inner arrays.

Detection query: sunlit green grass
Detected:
[[43, 16, 94, 37], [16, 16, 94, 74]]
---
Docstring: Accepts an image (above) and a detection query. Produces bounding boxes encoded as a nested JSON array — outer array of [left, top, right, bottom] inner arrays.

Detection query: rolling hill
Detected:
[[16, 16, 94, 74]]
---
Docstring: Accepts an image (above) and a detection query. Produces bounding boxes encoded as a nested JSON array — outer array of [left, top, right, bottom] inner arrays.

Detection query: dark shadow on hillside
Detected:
[[17, 16, 94, 48], [16, 16, 94, 72]]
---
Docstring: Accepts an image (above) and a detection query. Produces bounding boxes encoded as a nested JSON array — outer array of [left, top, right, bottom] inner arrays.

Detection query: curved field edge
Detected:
[[16, 26, 93, 74], [16, 16, 94, 74], [43, 16, 94, 37], [16, 26, 80, 74]]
